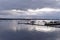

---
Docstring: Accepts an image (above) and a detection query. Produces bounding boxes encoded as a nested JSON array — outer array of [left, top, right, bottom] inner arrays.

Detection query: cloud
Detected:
[[0, 7, 60, 19], [0, 0, 32, 10], [0, 8, 60, 14], [0, 0, 60, 10], [31, 0, 60, 9]]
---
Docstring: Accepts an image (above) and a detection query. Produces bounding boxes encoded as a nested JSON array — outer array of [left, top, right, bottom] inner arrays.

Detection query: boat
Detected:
[[45, 21, 60, 26]]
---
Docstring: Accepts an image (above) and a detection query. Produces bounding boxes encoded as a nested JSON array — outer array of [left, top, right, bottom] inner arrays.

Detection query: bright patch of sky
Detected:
[[1, 8, 60, 15], [0, 0, 60, 19]]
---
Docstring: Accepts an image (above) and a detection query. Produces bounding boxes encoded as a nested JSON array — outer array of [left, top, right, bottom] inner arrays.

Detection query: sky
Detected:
[[0, 0, 60, 10], [0, 0, 60, 40], [0, 0, 60, 19]]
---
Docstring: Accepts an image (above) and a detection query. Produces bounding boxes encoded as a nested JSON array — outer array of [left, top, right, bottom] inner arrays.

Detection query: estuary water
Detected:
[[0, 20, 60, 40]]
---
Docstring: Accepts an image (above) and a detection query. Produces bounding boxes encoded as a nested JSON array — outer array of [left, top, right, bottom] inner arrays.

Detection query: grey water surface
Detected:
[[0, 20, 60, 40]]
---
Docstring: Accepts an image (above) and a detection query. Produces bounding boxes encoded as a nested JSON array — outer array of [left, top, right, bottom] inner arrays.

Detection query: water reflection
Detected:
[[0, 20, 60, 40], [0, 20, 17, 31]]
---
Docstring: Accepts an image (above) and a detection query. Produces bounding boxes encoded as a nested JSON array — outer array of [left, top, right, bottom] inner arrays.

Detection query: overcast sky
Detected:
[[0, 0, 60, 19], [0, 0, 60, 10]]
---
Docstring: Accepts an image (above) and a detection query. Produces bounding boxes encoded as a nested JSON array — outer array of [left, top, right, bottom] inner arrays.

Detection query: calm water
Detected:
[[0, 20, 60, 40]]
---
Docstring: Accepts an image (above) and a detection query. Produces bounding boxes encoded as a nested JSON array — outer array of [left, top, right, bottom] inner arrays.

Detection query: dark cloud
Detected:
[[0, 0, 32, 10], [31, 0, 60, 9], [0, 0, 59, 10]]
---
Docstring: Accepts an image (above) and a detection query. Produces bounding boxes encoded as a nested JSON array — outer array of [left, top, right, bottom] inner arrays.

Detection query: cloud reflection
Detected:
[[0, 20, 59, 40]]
